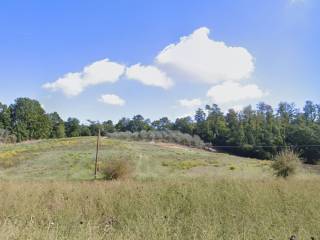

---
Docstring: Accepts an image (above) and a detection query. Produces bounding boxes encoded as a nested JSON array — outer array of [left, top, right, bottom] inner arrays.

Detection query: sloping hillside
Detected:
[[0, 137, 277, 180]]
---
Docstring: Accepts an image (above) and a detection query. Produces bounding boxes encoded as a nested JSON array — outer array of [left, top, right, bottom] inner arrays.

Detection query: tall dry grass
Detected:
[[101, 159, 134, 180], [0, 178, 319, 239]]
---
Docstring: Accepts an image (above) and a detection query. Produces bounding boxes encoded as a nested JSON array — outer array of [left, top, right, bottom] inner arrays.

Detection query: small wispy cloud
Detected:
[[98, 94, 126, 106], [126, 64, 173, 89], [178, 98, 202, 108]]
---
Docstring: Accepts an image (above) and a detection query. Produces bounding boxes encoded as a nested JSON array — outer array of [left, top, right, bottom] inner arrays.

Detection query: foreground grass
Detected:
[[0, 178, 319, 240]]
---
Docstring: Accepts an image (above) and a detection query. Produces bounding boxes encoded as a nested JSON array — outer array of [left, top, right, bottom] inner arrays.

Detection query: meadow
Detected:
[[0, 137, 319, 239]]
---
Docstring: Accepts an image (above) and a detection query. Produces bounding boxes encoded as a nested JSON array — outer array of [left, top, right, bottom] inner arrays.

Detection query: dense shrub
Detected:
[[271, 149, 301, 178], [106, 130, 205, 148], [0, 129, 17, 144], [101, 159, 134, 180]]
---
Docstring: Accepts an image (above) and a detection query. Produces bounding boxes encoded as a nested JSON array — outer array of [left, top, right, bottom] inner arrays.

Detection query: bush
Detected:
[[0, 129, 17, 144], [101, 159, 134, 180], [106, 130, 205, 148], [271, 149, 301, 178]]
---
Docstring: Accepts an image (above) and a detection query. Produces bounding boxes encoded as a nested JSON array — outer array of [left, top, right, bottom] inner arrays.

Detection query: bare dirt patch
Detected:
[[151, 142, 196, 151]]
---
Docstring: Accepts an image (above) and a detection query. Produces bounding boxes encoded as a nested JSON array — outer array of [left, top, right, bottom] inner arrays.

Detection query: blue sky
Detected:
[[0, 0, 319, 122]]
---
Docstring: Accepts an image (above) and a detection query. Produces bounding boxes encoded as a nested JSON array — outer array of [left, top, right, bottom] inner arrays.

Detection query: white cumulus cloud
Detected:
[[98, 94, 125, 106], [207, 82, 267, 104], [43, 72, 84, 97], [43, 59, 125, 97], [126, 64, 173, 89], [178, 98, 202, 108], [156, 27, 254, 84], [42, 26, 269, 110]]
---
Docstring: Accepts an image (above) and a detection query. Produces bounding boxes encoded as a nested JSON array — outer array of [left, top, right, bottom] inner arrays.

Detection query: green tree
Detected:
[[205, 104, 228, 145], [303, 100, 317, 123], [173, 116, 194, 135], [102, 120, 115, 134], [225, 109, 244, 146], [88, 120, 102, 136], [277, 102, 297, 143], [80, 125, 91, 136], [254, 103, 278, 158], [10, 98, 51, 141], [128, 115, 151, 132], [240, 105, 256, 145], [0, 102, 11, 130], [48, 112, 65, 138], [194, 108, 207, 140], [65, 118, 81, 137], [152, 117, 172, 130], [286, 123, 320, 164], [115, 118, 131, 132], [194, 108, 206, 123]]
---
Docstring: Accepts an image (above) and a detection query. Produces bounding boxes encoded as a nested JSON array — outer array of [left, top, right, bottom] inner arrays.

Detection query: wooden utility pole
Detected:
[[94, 129, 100, 179]]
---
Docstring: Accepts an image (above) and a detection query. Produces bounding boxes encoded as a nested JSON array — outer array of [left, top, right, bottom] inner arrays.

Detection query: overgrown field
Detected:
[[0, 137, 319, 239], [1, 179, 320, 240]]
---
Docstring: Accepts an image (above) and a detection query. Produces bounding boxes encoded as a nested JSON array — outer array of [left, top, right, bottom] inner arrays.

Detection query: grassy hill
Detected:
[[0, 137, 276, 180], [0, 137, 319, 239]]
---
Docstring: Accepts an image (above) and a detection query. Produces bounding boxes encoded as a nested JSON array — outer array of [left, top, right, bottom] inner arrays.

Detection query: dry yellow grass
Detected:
[[0, 178, 319, 240]]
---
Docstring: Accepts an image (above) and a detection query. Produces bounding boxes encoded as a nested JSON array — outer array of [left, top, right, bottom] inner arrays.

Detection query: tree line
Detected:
[[1, 97, 320, 164]]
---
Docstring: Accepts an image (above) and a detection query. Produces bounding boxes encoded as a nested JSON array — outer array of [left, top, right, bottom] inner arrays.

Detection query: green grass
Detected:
[[0, 137, 278, 180], [0, 137, 319, 239]]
